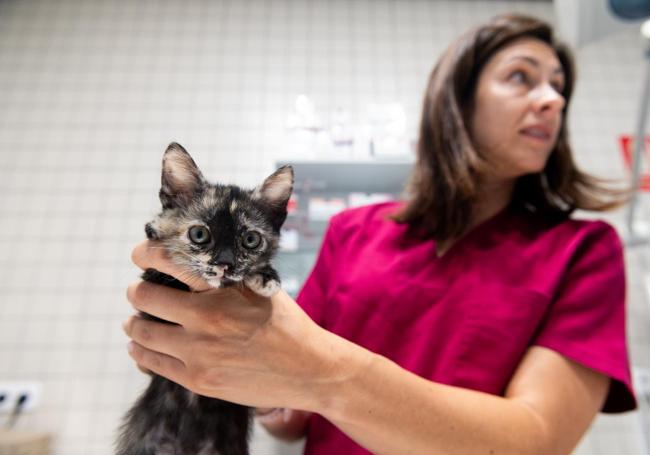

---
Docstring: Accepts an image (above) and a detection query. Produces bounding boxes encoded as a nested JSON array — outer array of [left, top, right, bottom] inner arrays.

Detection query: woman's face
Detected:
[[469, 37, 566, 182]]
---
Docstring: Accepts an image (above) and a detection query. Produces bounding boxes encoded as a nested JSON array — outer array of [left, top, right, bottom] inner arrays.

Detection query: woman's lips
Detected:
[[520, 126, 553, 142]]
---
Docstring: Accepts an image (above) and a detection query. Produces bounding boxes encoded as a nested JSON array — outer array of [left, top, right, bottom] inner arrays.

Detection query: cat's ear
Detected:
[[253, 165, 294, 210], [159, 142, 206, 209]]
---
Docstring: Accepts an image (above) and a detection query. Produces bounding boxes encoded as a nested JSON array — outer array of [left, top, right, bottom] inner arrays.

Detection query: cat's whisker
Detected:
[[147, 245, 196, 261], [139, 245, 209, 288]]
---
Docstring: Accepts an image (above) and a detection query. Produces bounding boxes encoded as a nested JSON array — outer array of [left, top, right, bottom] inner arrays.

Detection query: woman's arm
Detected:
[[124, 240, 609, 454], [316, 339, 609, 454]]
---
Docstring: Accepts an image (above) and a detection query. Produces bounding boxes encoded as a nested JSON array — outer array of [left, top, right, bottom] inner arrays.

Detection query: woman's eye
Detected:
[[188, 225, 211, 245], [509, 70, 528, 84], [241, 231, 262, 249]]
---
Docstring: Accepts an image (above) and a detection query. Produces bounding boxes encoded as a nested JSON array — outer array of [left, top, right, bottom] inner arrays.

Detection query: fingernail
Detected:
[[127, 341, 134, 353]]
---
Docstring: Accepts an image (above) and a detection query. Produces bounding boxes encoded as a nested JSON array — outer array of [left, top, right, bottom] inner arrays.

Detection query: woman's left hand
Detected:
[[123, 239, 340, 411]]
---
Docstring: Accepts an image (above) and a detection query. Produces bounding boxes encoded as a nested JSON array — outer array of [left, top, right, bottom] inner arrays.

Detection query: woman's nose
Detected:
[[532, 83, 566, 116]]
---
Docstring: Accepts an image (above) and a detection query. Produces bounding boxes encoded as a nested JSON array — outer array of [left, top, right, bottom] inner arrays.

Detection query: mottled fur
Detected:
[[116, 143, 293, 455]]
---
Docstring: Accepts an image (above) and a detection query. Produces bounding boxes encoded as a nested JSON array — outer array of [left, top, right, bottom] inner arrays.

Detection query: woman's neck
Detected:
[[470, 178, 516, 230], [435, 178, 515, 258]]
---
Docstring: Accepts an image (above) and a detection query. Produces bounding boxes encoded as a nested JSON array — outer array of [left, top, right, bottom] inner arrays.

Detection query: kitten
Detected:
[[116, 142, 293, 455]]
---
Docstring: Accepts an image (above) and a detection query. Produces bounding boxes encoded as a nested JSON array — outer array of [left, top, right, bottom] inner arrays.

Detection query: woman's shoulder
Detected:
[[515, 211, 624, 256], [547, 216, 622, 246]]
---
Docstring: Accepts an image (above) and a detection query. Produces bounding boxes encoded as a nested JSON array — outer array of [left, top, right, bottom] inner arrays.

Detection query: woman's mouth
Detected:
[[520, 125, 553, 142]]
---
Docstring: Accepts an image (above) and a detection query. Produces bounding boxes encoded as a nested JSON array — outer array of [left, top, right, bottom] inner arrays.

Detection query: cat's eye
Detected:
[[188, 225, 211, 245], [241, 231, 261, 249]]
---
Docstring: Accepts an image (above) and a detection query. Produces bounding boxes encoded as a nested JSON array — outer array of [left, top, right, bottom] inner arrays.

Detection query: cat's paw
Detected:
[[245, 274, 280, 297]]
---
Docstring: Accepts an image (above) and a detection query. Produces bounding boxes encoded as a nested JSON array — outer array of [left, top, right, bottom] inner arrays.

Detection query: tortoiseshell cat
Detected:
[[116, 143, 293, 455]]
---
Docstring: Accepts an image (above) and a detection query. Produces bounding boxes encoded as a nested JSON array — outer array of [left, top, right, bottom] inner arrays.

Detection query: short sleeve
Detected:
[[295, 217, 340, 328], [533, 222, 636, 412]]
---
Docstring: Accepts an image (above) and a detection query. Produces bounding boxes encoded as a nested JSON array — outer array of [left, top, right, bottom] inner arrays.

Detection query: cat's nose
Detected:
[[209, 250, 234, 269]]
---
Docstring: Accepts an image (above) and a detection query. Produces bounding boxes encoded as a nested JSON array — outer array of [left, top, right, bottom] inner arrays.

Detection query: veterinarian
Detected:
[[123, 14, 636, 454]]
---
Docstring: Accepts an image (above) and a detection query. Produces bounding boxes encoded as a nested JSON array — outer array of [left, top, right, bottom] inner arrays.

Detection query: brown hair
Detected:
[[391, 14, 629, 241]]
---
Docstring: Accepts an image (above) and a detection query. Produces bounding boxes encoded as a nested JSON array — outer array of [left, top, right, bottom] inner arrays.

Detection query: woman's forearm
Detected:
[[306, 331, 552, 455], [306, 327, 607, 455]]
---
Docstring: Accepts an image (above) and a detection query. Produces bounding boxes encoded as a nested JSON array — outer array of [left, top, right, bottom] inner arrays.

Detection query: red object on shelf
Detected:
[[619, 135, 650, 191], [287, 195, 298, 215]]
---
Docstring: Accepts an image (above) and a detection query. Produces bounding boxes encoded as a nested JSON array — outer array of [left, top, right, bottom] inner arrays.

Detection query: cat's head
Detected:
[[145, 142, 293, 288]]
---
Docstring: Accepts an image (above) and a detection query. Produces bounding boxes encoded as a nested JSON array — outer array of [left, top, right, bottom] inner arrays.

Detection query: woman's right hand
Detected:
[[255, 408, 312, 442]]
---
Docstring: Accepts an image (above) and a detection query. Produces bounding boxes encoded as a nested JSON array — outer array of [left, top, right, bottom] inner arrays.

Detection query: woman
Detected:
[[123, 14, 636, 454]]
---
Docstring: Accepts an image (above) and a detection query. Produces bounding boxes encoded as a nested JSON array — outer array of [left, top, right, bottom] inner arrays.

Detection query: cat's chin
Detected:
[[206, 275, 243, 288], [206, 277, 223, 288]]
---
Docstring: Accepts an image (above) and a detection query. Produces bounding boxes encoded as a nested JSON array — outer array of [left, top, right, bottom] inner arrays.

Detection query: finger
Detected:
[[127, 280, 206, 325], [121, 320, 152, 375], [123, 315, 188, 360], [131, 240, 211, 291], [127, 341, 187, 384]]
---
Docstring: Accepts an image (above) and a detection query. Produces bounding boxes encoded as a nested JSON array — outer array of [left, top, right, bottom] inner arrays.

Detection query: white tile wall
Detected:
[[0, 0, 647, 454]]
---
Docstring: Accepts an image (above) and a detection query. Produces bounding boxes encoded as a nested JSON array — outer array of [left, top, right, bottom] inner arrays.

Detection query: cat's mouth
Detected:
[[222, 272, 243, 282], [203, 267, 243, 285], [204, 273, 243, 289], [204, 270, 224, 279]]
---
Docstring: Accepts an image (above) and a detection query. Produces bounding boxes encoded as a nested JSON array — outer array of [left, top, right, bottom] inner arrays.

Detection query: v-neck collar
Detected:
[[434, 205, 513, 259]]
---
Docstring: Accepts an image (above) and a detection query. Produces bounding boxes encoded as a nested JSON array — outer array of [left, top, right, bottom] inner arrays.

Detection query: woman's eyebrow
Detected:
[[506, 55, 564, 75]]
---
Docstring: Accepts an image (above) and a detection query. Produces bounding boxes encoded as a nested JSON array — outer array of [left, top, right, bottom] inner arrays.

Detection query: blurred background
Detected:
[[0, 0, 649, 453]]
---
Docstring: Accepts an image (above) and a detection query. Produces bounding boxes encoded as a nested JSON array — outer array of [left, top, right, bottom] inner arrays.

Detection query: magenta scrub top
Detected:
[[296, 202, 636, 454]]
